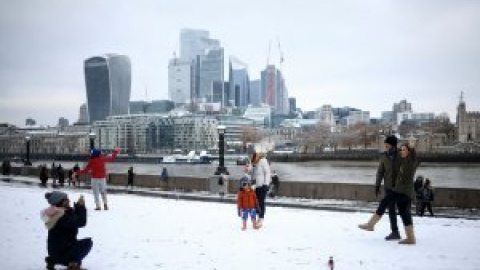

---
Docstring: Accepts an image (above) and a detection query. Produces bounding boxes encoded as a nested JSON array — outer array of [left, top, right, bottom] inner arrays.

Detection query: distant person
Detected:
[[419, 178, 435, 217], [40, 165, 49, 187], [328, 256, 334, 270], [161, 167, 168, 189], [414, 176, 424, 215], [2, 159, 11, 175], [51, 162, 58, 187], [41, 191, 92, 270], [74, 148, 120, 211], [72, 164, 80, 187], [248, 144, 271, 228], [127, 166, 135, 189], [57, 164, 65, 187], [67, 169, 74, 187], [359, 135, 402, 240], [237, 179, 259, 230], [269, 169, 280, 198]]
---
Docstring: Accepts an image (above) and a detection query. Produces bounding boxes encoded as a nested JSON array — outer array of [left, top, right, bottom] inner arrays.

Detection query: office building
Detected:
[[84, 54, 131, 123]]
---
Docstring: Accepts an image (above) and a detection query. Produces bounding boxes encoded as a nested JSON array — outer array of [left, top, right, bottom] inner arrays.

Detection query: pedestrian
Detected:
[[161, 167, 168, 190], [359, 135, 402, 240], [248, 144, 271, 228], [419, 178, 435, 217], [73, 164, 80, 187], [51, 162, 58, 187], [41, 191, 92, 270], [328, 256, 334, 270], [393, 143, 420, 244], [57, 164, 65, 187], [40, 165, 49, 187], [67, 169, 74, 187], [127, 166, 135, 189], [237, 179, 259, 230], [73, 148, 120, 211], [414, 175, 424, 215], [2, 159, 11, 175], [269, 169, 280, 198]]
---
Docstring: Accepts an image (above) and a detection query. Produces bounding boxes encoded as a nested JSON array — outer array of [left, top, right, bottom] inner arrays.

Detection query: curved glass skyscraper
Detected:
[[84, 54, 131, 123]]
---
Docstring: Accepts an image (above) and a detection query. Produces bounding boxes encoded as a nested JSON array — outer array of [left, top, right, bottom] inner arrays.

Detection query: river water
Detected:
[[30, 159, 480, 189]]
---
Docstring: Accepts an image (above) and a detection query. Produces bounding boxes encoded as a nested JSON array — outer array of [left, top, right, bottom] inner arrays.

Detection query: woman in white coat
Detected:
[[248, 145, 271, 228]]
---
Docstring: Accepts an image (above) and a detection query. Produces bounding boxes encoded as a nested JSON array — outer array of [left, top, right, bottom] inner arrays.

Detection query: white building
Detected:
[[315, 105, 335, 126], [168, 58, 193, 105], [243, 105, 272, 128], [396, 112, 435, 125], [345, 111, 370, 126]]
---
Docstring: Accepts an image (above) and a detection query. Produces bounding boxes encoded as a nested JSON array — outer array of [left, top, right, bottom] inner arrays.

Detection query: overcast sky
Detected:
[[1, 0, 479, 126]]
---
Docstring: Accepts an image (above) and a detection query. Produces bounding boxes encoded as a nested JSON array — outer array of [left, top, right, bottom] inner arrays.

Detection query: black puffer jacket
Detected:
[[47, 204, 87, 264]]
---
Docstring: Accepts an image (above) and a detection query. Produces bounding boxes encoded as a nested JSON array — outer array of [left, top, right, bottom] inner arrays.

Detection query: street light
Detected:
[[214, 125, 228, 175], [89, 132, 96, 150], [24, 136, 32, 166]]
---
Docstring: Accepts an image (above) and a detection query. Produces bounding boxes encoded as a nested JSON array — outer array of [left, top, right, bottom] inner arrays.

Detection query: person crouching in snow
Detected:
[[237, 180, 259, 230], [41, 191, 92, 270], [73, 147, 120, 210]]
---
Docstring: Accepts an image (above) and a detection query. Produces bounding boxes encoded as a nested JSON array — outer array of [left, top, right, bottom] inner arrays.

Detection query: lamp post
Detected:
[[214, 125, 228, 175], [24, 136, 32, 166], [89, 132, 96, 150]]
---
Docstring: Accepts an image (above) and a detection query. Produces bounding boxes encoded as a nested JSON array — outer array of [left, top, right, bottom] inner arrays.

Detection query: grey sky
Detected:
[[1, 0, 479, 126]]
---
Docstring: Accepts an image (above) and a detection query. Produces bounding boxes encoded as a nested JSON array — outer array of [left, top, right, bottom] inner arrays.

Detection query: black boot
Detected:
[[385, 230, 401, 240], [45, 256, 55, 270]]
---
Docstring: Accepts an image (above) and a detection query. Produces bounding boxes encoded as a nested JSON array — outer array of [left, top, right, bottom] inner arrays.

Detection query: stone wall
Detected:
[[6, 166, 480, 209]]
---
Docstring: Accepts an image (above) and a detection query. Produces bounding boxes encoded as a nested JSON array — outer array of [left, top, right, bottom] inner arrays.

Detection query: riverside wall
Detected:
[[5, 166, 480, 209]]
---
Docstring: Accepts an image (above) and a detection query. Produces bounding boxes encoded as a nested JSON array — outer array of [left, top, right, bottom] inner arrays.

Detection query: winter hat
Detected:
[[384, 135, 398, 147], [45, 191, 68, 206], [90, 148, 101, 158]]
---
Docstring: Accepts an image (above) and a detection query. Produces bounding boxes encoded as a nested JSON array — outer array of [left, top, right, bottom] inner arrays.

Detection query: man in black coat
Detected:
[[41, 191, 92, 270]]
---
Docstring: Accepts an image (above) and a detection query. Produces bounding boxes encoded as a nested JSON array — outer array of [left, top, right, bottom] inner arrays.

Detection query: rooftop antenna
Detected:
[[266, 40, 272, 67], [460, 91, 465, 104]]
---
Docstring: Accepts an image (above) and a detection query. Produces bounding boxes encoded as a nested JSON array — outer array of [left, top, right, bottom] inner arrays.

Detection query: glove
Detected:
[[375, 186, 380, 198], [237, 209, 241, 217]]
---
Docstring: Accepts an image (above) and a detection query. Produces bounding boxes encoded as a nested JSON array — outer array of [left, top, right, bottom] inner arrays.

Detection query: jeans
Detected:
[[255, 185, 268, 219], [91, 178, 108, 207], [376, 189, 399, 233]]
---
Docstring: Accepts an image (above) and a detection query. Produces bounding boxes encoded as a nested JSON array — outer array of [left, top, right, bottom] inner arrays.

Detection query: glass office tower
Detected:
[[84, 54, 131, 123]]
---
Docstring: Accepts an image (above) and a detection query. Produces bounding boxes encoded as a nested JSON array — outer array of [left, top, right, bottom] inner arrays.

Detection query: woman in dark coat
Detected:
[[392, 143, 420, 244], [40, 165, 49, 187], [41, 191, 92, 270]]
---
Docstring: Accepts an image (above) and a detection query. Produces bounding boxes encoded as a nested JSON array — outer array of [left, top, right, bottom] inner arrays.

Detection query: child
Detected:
[[237, 180, 259, 230]]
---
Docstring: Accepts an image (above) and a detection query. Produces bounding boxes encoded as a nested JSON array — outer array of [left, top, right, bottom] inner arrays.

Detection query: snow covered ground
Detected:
[[1, 182, 480, 270]]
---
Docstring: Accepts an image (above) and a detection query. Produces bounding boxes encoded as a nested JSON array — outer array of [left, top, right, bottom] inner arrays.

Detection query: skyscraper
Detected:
[[84, 54, 131, 123], [168, 57, 193, 105], [228, 57, 250, 107], [261, 65, 288, 114]]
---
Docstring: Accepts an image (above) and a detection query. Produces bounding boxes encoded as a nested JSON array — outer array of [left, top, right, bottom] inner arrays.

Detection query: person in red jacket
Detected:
[[237, 180, 259, 230], [74, 148, 120, 210]]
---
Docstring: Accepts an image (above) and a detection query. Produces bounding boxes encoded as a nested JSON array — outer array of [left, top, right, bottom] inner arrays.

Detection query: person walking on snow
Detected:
[[359, 143, 420, 244], [419, 178, 435, 217], [73, 148, 120, 210], [237, 179, 259, 230], [359, 135, 402, 240], [248, 144, 271, 228], [127, 166, 135, 189], [41, 191, 92, 270]]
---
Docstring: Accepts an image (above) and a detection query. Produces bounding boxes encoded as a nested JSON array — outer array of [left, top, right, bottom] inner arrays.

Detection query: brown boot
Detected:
[[252, 220, 259, 230], [358, 214, 381, 231], [399, 225, 416, 245]]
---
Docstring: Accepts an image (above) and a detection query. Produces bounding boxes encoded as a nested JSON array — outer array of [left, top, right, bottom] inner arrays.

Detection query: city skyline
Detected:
[[1, 0, 479, 126]]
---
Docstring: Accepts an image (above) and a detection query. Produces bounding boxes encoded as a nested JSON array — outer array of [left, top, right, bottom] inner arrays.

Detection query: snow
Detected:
[[1, 182, 480, 270]]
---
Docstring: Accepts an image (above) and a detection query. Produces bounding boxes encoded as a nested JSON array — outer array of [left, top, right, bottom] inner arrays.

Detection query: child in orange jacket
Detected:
[[237, 180, 259, 230]]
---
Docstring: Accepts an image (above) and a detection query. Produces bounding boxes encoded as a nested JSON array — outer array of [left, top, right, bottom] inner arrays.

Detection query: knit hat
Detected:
[[384, 135, 398, 147], [45, 191, 68, 206], [90, 148, 101, 158]]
